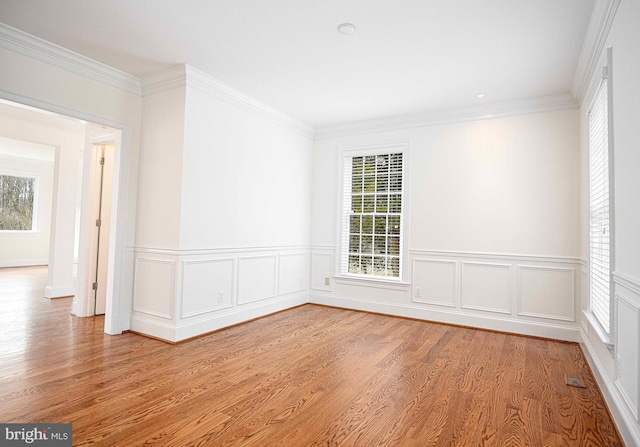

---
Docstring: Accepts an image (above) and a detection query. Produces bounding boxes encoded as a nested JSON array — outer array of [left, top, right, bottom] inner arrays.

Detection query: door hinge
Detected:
[[99, 157, 105, 165], [92, 282, 98, 291], [96, 219, 101, 227]]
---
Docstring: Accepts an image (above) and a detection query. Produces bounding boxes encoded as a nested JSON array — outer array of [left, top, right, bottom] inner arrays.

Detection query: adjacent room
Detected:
[[0, 0, 638, 445]]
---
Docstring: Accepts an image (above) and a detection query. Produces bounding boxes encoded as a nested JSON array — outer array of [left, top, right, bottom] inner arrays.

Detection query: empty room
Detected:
[[0, 0, 638, 445]]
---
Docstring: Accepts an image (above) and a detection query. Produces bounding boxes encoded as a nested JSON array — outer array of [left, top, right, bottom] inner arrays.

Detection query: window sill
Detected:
[[583, 309, 614, 354], [333, 275, 410, 291]]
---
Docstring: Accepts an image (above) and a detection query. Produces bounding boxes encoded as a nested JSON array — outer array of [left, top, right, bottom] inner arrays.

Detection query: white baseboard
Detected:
[[0, 259, 48, 268], [44, 285, 75, 299], [581, 328, 640, 447], [309, 293, 581, 342], [131, 295, 307, 343]]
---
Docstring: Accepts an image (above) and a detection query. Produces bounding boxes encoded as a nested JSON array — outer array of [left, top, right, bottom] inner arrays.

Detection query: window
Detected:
[[0, 174, 37, 231], [340, 147, 406, 280], [588, 68, 612, 335]]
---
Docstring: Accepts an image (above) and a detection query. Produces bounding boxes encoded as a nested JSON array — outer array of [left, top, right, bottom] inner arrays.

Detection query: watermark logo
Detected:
[[0, 424, 71, 446]]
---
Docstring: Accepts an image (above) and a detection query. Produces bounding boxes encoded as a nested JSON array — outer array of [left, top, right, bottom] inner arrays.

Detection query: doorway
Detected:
[[0, 97, 128, 335]]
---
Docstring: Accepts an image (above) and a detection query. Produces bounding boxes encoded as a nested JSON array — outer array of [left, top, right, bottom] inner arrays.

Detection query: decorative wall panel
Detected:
[[461, 262, 511, 314], [133, 257, 175, 318], [518, 265, 575, 321], [412, 259, 456, 307], [279, 253, 308, 296], [181, 259, 234, 318], [237, 255, 277, 304]]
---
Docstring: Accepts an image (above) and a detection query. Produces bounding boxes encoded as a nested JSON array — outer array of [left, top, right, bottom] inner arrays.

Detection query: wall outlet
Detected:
[[324, 277, 330, 286], [218, 291, 224, 303], [415, 287, 422, 297]]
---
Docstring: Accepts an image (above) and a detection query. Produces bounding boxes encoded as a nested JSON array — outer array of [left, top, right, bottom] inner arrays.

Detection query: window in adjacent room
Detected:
[[0, 174, 38, 231], [340, 145, 406, 280], [588, 64, 613, 336]]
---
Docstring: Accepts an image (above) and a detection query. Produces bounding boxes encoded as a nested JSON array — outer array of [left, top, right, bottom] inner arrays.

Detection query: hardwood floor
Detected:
[[0, 266, 623, 446]]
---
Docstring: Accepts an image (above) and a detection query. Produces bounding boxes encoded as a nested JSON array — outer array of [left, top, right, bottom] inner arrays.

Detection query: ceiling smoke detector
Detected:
[[337, 23, 356, 35]]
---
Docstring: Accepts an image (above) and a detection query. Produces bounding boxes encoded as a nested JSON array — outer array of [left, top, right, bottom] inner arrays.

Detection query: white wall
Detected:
[[578, 1, 640, 444], [311, 109, 582, 341], [130, 66, 313, 342], [0, 151, 53, 267]]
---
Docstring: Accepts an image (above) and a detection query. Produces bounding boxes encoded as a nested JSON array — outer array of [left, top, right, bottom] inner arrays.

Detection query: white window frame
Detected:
[[336, 142, 410, 286], [0, 171, 40, 233], [586, 55, 614, 345]]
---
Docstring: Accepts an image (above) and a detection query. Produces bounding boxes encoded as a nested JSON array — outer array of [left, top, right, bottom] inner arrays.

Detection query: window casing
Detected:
[[340, 146, 406, 280], [0, 173, 38, 232], [588, 69, 613, 336]]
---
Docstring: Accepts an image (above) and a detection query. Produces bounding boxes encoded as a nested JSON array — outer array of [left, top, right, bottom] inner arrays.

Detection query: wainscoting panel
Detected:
[[311, 251, 333, 291], [614, 272, 640, 422], [133, 257, 175, 319], [131, 246, 309, 342], [461, 262, 511, 314], [181, 258, 234, 318], [279, 253, 309, 296], [312, 249, 583, 341], [518, 265, 575, 321], [412, 258, 456, 307], [237, 255, 277, 304]]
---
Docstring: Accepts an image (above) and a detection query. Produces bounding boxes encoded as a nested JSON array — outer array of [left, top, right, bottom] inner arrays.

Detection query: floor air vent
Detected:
[[566, 373, 585, 388]]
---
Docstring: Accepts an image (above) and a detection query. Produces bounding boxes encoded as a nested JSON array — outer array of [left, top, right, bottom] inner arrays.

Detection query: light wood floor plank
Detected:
[[0, 266, 624, 446]]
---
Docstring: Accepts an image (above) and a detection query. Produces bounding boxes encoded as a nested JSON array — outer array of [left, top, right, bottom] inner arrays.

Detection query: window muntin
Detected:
[[341, 151, 404, 279], [0, 174, 37, 231]]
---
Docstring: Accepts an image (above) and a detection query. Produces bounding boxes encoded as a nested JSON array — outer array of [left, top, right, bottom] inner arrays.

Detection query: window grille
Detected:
[[341, 150, 404, 279]]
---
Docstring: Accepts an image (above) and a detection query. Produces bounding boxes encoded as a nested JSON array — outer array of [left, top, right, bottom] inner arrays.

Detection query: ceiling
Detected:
[[0, 0, 595, 128]]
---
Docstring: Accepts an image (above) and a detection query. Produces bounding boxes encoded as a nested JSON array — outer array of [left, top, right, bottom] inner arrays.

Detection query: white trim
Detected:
[[310, 292, 581, 342], [571, 0, 621, 104], [315, 93, 578, 139], [134, 294, 307, 343], [132, 257, 176, 319], [132, 244, 310, 256], [411, 258, 457, 308], [613, 271, 640, 296], [581, 328, 640, 447], [410, 249, 582, 265], [337, 142, 410, 281], [0, 259, 47, 268], [44, 285, 75, 299], [0, 23, 141, 95], [516, 265, 576, 322], [333, 275, 410, 291], [180, 258, 235, 318], [583, 309, 614, 349], [236, 254, 278, 305], [141, 64, 315, 139]]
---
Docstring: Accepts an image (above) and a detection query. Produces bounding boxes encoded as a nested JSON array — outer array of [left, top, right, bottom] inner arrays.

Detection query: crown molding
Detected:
[[571, 0, 621, 104], [140, 64, 187, 96], [0, 22, 141, 96], [315, 93, 578, 140], [142, 64, 316, 139]]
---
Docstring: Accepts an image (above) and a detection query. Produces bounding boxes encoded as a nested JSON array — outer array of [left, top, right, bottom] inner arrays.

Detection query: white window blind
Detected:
[[341, 151, 404, 279], [588, 75, 611, 334]]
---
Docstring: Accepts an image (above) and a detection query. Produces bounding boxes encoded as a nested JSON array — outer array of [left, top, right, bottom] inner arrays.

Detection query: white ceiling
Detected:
[[0, 0, 595, 128]]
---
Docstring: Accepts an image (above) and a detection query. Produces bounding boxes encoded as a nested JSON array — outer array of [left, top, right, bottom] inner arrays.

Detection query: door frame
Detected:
[[0, 91, 134, 335]]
